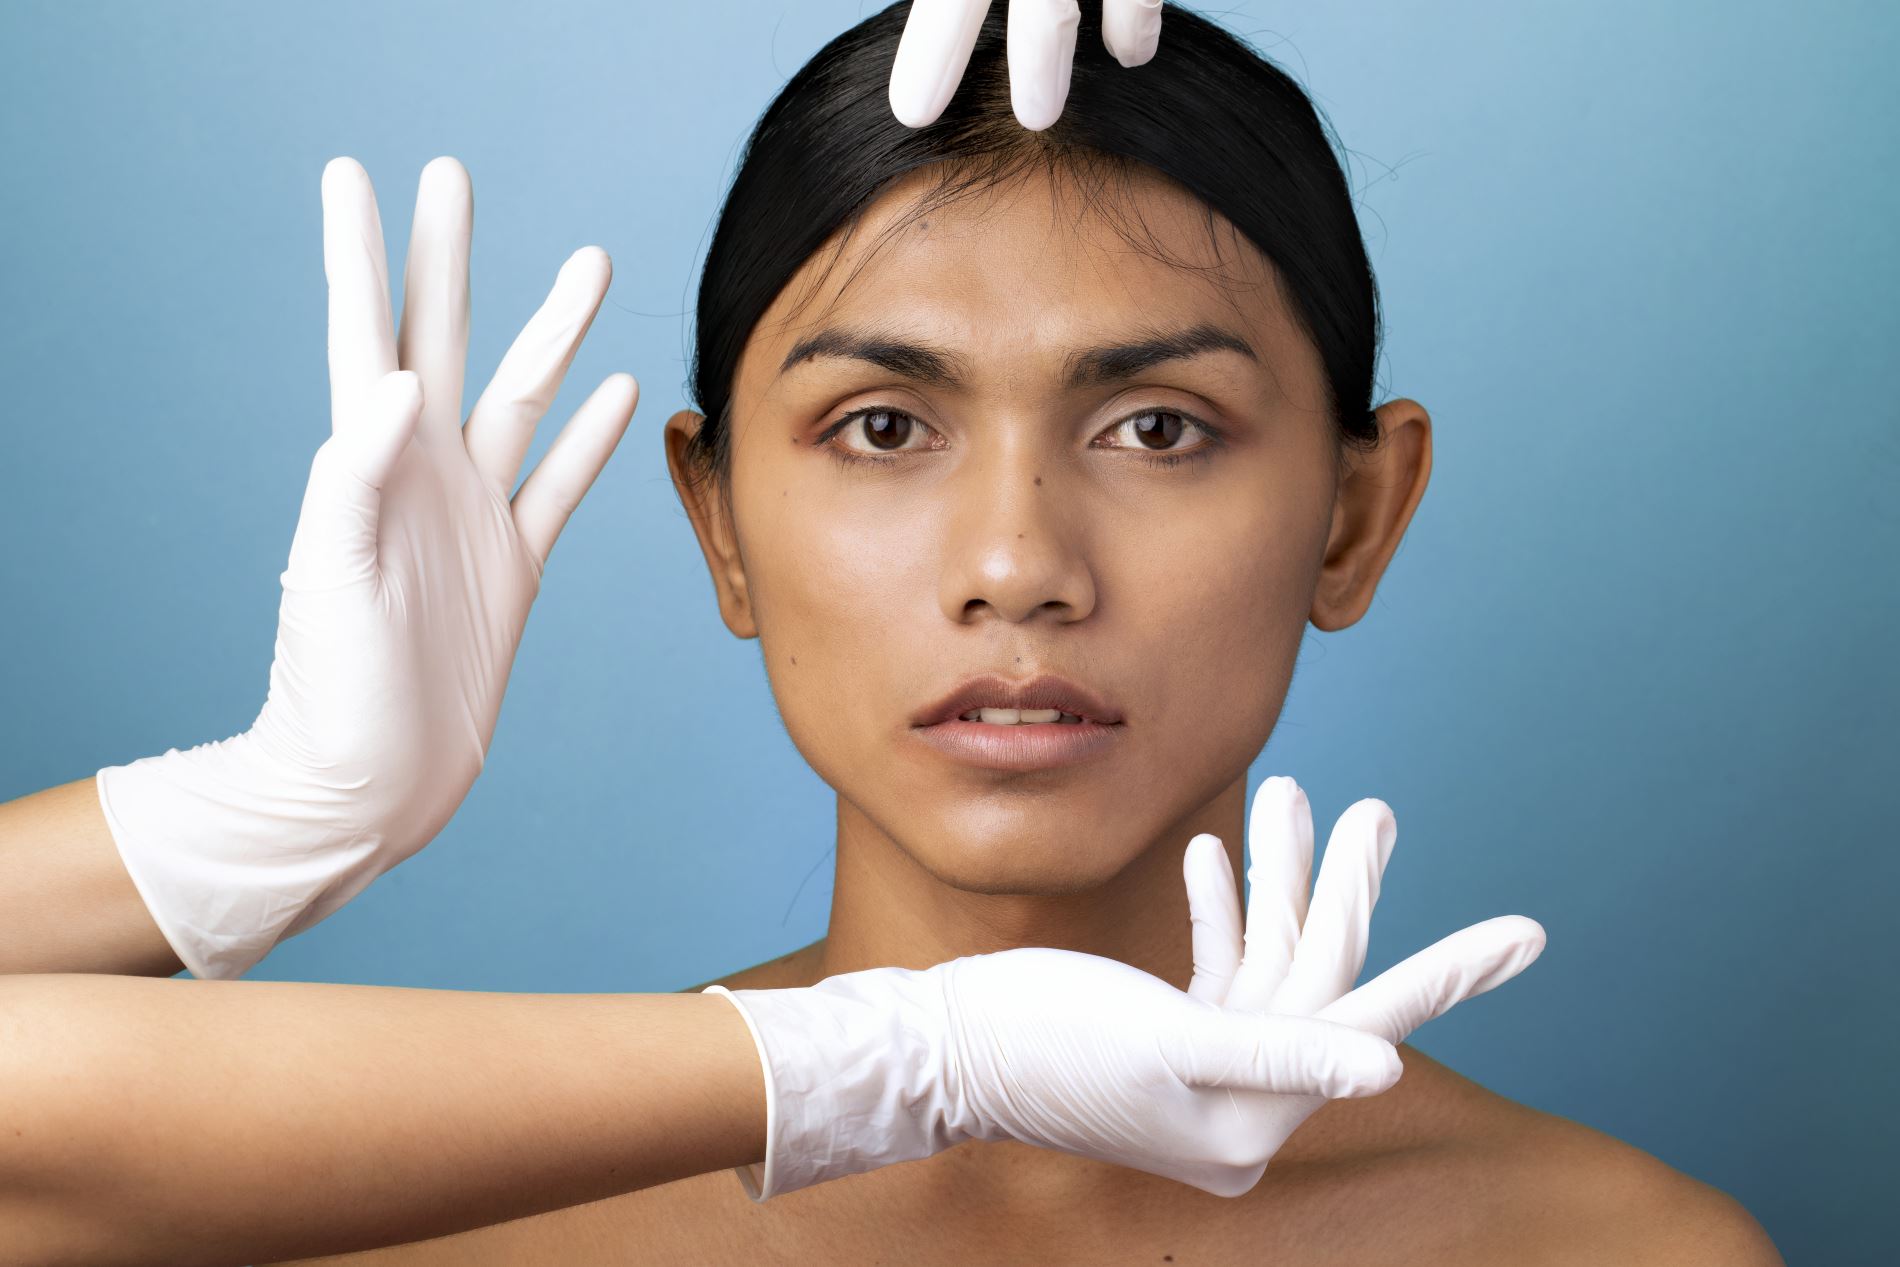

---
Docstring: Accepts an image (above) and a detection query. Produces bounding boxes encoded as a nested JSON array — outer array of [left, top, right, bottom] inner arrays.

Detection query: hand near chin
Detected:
[[927, 779, 1544, 1198], [1169, 775, 1550, 1195], [709, 778, 1543, 1201], [94, 156, 637, 979]]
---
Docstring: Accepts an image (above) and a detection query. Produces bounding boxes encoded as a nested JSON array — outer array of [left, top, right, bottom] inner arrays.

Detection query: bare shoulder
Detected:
[[1507, 1114, 1782, 1265], [1406, 1053, 1783, 1266]]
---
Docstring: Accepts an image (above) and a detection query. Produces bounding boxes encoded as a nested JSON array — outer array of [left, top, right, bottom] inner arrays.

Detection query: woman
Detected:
[[0, 3, 1775, 1263], [273, 4, 1774, 1262]]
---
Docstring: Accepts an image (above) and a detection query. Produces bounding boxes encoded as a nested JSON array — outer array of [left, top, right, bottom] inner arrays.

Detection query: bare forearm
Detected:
[[0, 777, 183, 976], [0, 974, 765, 1263]]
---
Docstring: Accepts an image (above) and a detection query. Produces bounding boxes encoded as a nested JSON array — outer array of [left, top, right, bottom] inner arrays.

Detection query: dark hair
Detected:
[[683, 0, 1382, 492]]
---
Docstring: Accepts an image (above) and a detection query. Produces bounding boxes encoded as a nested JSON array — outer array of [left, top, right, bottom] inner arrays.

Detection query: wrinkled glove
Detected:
[[708, 948, 1399, 1200], [707, 775, 1545, 1200], [93, 156, 636, 979], [890, 0, 1164, 130]]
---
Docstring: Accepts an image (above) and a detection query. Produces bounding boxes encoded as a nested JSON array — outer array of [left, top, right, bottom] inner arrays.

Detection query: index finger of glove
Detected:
[[1313, 915, 1548, 1046], [1167, 1007, 1402, 1099], [322, 158, 399, 436], [1222, 777, 1312, 1012], [889, 0, 991, 127]]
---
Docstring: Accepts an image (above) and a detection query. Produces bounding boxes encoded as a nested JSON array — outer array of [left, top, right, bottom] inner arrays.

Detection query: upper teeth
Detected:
[[959, 708, 1085, 724]]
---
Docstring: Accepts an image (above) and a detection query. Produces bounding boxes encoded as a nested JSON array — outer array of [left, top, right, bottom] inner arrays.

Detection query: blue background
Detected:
[[2, 2, 1893, 1259]]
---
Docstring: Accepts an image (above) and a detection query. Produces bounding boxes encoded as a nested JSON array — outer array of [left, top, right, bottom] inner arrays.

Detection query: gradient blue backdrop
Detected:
[[3, 2, 1893, 1260]]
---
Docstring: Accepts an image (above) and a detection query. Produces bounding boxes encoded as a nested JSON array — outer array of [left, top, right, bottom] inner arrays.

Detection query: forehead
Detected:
[[731, 161, 1314, 398]]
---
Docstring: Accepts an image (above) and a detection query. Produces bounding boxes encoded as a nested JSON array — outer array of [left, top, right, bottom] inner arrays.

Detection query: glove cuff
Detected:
[[95, 733, 387, 979], [699, 963, 978, 1200]]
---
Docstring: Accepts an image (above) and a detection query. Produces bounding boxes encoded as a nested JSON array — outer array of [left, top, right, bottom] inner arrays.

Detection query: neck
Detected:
[[815, 774, 1250, 989]]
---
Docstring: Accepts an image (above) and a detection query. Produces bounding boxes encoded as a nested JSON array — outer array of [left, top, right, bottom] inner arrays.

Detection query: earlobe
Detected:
[[663, 408, 759, 639], [1308, 400, 1433, 633]]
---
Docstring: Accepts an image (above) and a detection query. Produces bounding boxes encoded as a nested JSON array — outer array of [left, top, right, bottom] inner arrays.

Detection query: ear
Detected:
[[1309, 399, 1433, 632], [663, 408, 758, 639]]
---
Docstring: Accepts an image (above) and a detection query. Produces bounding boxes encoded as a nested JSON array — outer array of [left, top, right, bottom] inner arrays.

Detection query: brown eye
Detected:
[[1095, 408, 1222, 468], [861, 409, 913, 450], [1130, 411, 1186, 449], [821, 405, 941, 465]]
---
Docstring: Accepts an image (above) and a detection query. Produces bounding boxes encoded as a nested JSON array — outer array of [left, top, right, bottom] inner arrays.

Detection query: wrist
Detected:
[[702, 961, 976, 1200], [95, 730, 393, 979]]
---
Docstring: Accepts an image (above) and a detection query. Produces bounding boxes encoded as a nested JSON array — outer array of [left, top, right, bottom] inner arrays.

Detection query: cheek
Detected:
[[1111, 498, 1318, 751], [741, 483, 940, 771]]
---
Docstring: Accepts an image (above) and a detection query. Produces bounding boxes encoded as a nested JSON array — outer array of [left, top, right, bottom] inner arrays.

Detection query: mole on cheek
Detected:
[[1034, 476, 1042, 486], [790, 655, 797, 666]]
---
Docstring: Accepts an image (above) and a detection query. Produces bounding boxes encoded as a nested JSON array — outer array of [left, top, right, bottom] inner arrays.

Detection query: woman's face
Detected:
[[667, 164, 1423, 895]]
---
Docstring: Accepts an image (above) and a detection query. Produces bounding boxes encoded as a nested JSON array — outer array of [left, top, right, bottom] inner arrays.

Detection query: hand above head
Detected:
[[94, 156, 637, 980], [889, 0, 1163, 131]]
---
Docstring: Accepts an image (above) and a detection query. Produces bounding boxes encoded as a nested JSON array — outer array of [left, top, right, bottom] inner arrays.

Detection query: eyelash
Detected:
[[816, 405, 1224, 471]]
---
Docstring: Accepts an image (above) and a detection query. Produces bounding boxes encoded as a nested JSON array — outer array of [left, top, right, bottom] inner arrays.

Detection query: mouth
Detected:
[[909, 673, 1125, 772], [950, 707, 1091, 725], [910, 673, 1125, 729]]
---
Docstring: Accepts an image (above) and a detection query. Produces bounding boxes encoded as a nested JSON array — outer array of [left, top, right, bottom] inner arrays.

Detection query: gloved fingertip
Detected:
[[321, 155, 367, 195], [418, 154, 470, 193], [1373, 1042, 1404, 1091], [1329, 1054, 1401, 1099], [1012, 95, 1064, 131], [1103, 0, 1164, 66], [604, 370, 640, 402], [1183, 832, 1221, 863], [381, 368, 421, 402], [1309, 1023, 1403, 1097], [1183, 834, 1239, 910], [561, 244, 613, 289], [889, 77, 946, 128]]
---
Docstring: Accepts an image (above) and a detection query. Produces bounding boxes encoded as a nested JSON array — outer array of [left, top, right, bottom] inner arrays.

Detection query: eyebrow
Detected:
[[778, 327, 965, 388], [775, 321, 1260, 390]]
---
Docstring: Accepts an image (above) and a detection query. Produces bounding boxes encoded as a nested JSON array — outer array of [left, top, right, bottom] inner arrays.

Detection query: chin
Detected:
[[899, 817, 1147, 897]]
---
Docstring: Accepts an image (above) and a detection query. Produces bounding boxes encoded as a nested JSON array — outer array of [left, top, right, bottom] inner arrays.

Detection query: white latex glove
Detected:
[[93, 156, 637, 980], [706, 950, 1400, 1201], [707, 776, 1546, 1201], [1179, 776, 1550, 1195], [890, 0, 1163, 130]]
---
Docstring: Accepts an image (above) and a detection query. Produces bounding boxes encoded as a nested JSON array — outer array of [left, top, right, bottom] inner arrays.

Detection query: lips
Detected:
[[910, 673, 1124, 728]]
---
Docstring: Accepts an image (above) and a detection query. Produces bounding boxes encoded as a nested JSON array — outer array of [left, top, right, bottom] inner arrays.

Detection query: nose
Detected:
[[935, 444, 1097, 626]]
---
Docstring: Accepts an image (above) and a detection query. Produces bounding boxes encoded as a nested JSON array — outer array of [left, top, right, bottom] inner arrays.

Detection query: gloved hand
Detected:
[[707, 950, 1399, 1201], [890, 0, 1163, 130], [1179, 775, 1549, 1195], [706, 776, 1546, 1200], [93, 156, 637, 980]]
